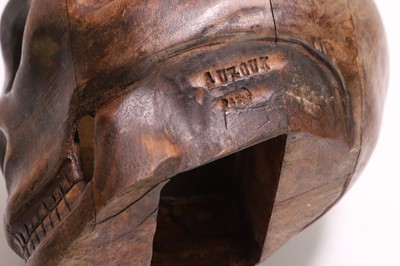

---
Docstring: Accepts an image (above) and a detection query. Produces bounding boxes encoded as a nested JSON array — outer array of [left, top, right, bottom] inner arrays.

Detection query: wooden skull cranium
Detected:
[[0, 0, 387, 265]]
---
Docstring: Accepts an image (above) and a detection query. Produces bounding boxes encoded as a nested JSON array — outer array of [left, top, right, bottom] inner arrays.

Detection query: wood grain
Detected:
[[0, 0, 388, 265]]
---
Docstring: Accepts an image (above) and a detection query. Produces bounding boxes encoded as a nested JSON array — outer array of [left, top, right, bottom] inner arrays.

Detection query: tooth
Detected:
[[42, 202, 50, 212], [28, 239, 34, 254], [57, 199, 70, 221], [31, 237, 37, 251], [41, 222, 47, 236], [63, 173, 74, 187], [42, 216, 53, 233], [24, 249, 31, 259], [47, 188, 63, 209], [32, 215, 40, 232], [23, 224, 31, 239], [16, 232, 27, 246], [34, 230, 41, 245], [48, 215, 55, 228], [55, 207, 61, 221], [34, 212, 44, 231], [28, 223, 35, 244], [38, 203, 48, 220], [57, 198, 71, 219], [43, 196, 56, 213], [25, 223, 33, 236], [59, 185, 65, 196], [60, 173, 72, 192], [51, 193, 58, 204], [27, 241, 35, 256], [53, 186, 64, 203], [49, 208, 61, 227], [64, 197, 71, 211], [14, 234, 25, 253], [65, 181, 84, 210], [35, 224, 46, 241], [64, 172, 74, 186]]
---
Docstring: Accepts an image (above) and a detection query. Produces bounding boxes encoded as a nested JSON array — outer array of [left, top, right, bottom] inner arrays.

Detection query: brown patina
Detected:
[[0, 0, 388, 265]]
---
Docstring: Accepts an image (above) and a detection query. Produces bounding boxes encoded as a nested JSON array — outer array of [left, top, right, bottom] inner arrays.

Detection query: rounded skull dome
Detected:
[[0, 0, 388, 265]]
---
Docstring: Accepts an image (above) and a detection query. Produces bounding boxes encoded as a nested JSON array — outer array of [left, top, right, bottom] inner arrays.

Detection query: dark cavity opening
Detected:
[[1, 0, 31, 93], [76, 115, 95, 181], [152, 134, 287, 266]]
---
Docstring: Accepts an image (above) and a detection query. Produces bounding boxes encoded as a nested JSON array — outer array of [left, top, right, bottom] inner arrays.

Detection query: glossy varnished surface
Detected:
[[0, 0, 387, 265]]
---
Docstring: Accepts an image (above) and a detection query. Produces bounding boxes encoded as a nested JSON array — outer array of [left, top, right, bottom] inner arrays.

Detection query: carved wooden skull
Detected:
[[0, 0, 387, 265]]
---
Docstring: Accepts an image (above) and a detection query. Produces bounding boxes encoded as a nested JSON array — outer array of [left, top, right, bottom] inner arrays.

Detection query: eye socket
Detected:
[[0, 0, 31, 94], [0, 130, 7, 173]]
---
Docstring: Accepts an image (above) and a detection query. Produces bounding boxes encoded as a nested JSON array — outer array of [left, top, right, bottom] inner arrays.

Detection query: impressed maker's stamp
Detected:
[[204, 56, 270, 88], [188, 52, 287, 90]]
